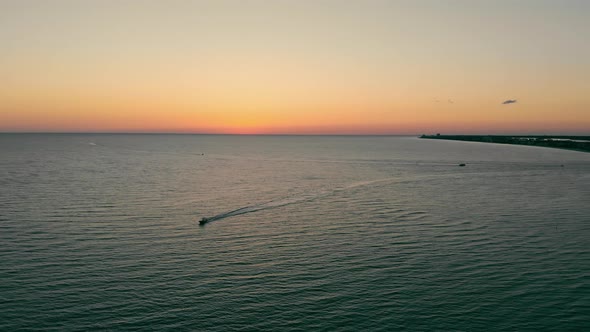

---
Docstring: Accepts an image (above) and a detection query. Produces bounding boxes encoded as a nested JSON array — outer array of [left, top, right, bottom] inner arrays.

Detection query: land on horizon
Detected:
[[1, 132, 589, 136], [1, 2, 590, 331], [421, 134, 590, 153]]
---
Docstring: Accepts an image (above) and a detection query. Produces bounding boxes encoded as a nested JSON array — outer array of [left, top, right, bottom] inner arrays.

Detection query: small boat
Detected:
[[199, 217, 209, 225], [459, 163, 466, 167]]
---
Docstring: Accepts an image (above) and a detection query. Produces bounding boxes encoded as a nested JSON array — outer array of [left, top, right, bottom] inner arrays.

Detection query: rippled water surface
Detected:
[[1, 134, 589, 331]]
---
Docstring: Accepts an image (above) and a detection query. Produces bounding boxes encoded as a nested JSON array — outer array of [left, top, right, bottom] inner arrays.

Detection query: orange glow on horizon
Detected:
[[1, 1, 589, 135]]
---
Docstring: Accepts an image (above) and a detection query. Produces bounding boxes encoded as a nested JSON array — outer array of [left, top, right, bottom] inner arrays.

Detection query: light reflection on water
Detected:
[[1, 134, 589, 331]]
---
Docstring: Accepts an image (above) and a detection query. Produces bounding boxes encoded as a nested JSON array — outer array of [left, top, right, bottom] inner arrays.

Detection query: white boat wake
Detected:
[[199, 177, 398, 224]]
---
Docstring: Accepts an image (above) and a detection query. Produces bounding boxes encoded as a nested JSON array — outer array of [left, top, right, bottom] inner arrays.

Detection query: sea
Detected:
[[1, 134, 589, 331]]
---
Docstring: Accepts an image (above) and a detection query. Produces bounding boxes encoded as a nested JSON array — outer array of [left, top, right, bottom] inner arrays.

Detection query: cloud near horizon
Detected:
[[502, 99, 517, 104]]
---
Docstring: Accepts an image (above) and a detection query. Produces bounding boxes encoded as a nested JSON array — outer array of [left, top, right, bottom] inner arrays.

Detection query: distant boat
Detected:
[[199, 217, 209, 225], [459, 163, 466, 167]]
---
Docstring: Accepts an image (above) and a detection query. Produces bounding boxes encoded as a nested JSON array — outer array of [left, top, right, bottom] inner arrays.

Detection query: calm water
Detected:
[[1, 134, 589, 331]]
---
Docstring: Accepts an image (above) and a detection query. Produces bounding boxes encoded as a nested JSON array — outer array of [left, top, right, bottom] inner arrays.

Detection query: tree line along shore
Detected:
[[420, 134, 590, 153]]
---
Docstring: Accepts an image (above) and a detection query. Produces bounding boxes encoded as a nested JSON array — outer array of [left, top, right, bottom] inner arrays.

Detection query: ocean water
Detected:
[[1, 134, 589, 331]]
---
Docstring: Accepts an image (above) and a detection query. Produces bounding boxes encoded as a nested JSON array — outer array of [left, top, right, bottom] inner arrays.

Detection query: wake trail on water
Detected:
[[201, 171, 489, 223], [202, 177, 407, 223]]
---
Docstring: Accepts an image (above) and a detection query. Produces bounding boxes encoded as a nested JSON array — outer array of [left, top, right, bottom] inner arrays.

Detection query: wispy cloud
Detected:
[[502, 99, 517, 104], [432, 98, 454, 104]]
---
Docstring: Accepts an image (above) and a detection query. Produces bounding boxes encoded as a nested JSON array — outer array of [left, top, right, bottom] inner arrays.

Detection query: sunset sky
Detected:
[[1, 0, 589, 134]]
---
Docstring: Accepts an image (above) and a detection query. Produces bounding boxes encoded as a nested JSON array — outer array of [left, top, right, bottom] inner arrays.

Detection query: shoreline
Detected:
[[420, 135, 590, 153]]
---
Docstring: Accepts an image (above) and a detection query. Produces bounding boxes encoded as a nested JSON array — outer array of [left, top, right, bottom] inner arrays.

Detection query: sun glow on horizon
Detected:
[[1, 1, 589, 134]]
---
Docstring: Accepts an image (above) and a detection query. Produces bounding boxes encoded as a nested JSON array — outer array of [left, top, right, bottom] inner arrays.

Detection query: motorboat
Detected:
[[199, 217, 209, 225]]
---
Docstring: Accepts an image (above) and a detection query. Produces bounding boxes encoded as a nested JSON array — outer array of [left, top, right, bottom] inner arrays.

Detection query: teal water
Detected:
[[1, 134, 589, 331]]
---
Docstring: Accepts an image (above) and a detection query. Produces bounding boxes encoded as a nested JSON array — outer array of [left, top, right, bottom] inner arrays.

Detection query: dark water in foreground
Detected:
[[1, 134, 589, 331]]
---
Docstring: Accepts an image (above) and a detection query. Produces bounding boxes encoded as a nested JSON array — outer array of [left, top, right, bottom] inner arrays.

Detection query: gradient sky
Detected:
[[1, 0, 589, 134]]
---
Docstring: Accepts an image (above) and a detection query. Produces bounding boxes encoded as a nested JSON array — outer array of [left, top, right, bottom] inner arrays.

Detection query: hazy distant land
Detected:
[[420, 135, 590, 153]]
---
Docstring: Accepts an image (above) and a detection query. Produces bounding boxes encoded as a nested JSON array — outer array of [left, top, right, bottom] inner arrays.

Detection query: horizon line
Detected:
[[1, 131, 588, 137], [0, 131, 420, 136]]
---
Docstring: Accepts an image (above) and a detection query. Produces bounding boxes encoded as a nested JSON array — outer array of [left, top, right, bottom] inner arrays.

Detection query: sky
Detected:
[[1, 0, 589, 134]]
